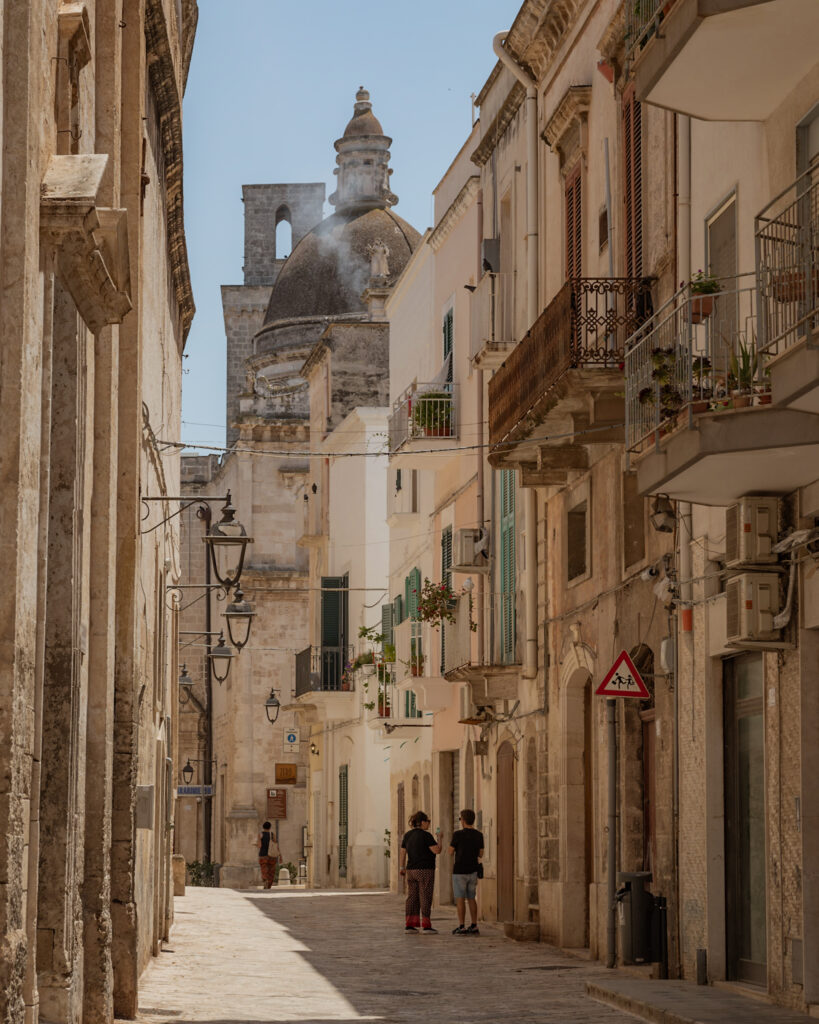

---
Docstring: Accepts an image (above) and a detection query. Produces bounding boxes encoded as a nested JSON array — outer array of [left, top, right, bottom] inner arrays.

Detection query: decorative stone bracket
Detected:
[[40, 153, 132, 333], [542, 85, 592, 172]]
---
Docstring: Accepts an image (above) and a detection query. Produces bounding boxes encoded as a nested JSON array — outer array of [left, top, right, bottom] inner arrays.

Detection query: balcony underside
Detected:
[[634, 406, 819, 504], [634, 0, 819, 120], [490, 368, 624, 471], [389, 443, 457, 472], [770, 339, 819, 414], [290, 690, 358, 723], [397, 675, 453, 711], [472, 340, 516, 370], [443, 663, 520, 704]]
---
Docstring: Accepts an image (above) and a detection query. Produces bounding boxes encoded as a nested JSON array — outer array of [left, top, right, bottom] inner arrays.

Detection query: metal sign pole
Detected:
[[606, 697, 617, 969]]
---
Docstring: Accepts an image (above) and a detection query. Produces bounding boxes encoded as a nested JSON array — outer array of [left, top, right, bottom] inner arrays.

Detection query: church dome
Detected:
[[260, 205, 420, 327]]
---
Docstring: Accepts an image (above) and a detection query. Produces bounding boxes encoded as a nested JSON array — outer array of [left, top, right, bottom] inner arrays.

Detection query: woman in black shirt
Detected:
[[399, 811, 441, 932]]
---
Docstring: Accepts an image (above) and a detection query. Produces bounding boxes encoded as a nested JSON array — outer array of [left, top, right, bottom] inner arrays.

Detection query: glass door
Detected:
[[724, 653, 767, 985]]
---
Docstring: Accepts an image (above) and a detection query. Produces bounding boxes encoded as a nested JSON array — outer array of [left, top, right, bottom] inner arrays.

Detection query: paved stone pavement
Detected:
[[133, 888, 639, 1024]]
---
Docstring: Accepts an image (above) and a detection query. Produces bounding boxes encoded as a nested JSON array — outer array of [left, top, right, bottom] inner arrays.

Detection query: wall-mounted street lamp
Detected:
[[208, 633, 235, 684], [178, 664, 194, 704], [649, 494, 676, 533], [224, 585, 255, 650], [182, 759, 195, 785], [203, 491, 253, 590], [264, 687, 281, 724]]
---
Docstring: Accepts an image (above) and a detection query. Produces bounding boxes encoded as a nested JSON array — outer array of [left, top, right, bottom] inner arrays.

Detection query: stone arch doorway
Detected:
[[497, 741, 516, 922], [525, 736, 538, 910], [561, 667, 594, 948]]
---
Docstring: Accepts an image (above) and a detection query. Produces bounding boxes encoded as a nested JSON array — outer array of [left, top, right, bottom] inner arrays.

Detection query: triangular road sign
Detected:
[[595, 650, 650, 699]]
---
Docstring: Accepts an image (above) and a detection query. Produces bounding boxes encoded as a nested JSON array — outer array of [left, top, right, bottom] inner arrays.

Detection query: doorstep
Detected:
[[587, 976, 810, 1023]]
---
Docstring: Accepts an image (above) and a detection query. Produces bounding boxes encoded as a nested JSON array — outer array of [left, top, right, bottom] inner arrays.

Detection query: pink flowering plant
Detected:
[[416, 577, 458, 630]]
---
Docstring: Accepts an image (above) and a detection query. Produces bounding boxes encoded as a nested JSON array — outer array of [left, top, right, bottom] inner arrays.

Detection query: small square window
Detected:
[[567, 501, 588, 581]]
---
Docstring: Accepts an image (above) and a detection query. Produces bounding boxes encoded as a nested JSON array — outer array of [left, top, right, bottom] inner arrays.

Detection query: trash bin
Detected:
[[617, 871, 653, 964]]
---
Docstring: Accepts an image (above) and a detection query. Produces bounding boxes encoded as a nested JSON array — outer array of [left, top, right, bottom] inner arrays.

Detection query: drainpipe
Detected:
[[492, 31, 539, 680]]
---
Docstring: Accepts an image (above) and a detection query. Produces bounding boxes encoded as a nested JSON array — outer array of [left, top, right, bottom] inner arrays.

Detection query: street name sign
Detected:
[[177, 785, 213, 797], [595, 650, 650, 699]]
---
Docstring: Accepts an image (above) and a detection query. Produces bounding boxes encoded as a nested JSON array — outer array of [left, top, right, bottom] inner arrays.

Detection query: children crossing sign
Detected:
[[595, 650, 650, 699]]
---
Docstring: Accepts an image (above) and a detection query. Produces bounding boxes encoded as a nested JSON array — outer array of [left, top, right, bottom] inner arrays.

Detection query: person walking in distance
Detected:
[[449, 809, 484, 935], [257, 820, 281, 889], [399, 811, 441, 932]]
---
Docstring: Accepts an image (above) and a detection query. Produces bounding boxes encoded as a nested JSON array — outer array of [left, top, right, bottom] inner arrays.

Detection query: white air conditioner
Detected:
[[452, 528, 490, 573], [725, 497, 778, 568], [725, 572, 781, 644]]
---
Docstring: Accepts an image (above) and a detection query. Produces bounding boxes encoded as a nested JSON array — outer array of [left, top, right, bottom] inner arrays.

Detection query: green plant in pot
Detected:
[[412, 390, 452, 437], [687, 269, 719, 324], [729, 341, 757, 406]]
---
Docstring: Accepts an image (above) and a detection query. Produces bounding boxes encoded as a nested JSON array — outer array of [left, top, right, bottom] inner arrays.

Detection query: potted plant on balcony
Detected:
[[412, 391, 452, 437], [691, 355, 712, 413], [687, 270, 719, 324], [729, 340, 758, 408], [769, 265, 819, 303], [417, 577, 458, 630], [409, 650, 425, 677]]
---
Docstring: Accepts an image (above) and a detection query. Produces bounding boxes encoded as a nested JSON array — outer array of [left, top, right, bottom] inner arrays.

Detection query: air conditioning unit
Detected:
[[725, 572, 781, 644], [452, 528, 490, 573], [725, 497, 778, 568]]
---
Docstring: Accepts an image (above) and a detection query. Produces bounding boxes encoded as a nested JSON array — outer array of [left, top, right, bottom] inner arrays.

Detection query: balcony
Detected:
[[470, 272, 517, 369], [442, 593, 519, 702], [388, 382, 457, 467], [488, 278, 653, 478], [293, 644, 357, 721], [756, 164, 819, 413], [625, 277, 819, 504], [362, 666, 426, 730], [627, 0, 819, 121], [394, 618, 452, 711]]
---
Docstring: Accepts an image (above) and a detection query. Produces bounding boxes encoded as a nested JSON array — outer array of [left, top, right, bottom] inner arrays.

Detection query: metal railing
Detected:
[[394, 619, 425, 681], [755, 163, 819, 357], [489, 277, 653, 448], [442, 593, 473, 675], [470, 272, 516, 362], [294, 645, 356, 698], [363, 663, 397, 723], [625, 0, 678, 65], [625, 277, 766, 456], [388, 382, 457, 453]]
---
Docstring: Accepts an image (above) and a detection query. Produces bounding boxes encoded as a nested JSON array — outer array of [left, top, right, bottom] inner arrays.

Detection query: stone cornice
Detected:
[[429, 176, 480, 252], [40, 154, 132, 332], [597, 0, 627, 81], [471, 83, 526, 168], [145, 0, 195, 342], [542, 85, 592, 170], [181, 0, 198, 90]]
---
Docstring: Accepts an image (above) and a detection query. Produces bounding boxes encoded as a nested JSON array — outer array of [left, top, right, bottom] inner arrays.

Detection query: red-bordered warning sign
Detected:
[[595, 650, 650, 699]]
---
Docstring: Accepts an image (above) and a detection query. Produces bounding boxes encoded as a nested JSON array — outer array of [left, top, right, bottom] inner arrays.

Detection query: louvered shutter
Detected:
[[443, 309, 454, 383], [623, 86, 643, 279], [408, 567, 421, 620], [338, 765, 349, 876], [499, 471, 516, 664], [565, 165, 583, 281], [441, 527, 453, 673], [381, 604, 394, 648], [321, 577, 344, 648], [393, 594, 404, 625]]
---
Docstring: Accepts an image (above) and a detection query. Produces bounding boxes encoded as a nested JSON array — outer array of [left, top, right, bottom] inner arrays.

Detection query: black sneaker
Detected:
[[405, 926, 419, 932], [452, 925, 467, 935], [466, 924, 480, 935], [421, 927, 438, 934]]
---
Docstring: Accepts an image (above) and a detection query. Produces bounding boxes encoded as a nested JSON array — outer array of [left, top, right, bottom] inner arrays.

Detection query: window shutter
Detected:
[[441, 526, 453, 673], [381, 604, 394, 648], [565, 165, 583, 281], [623, 86, 643, 279], [321, 576, 344, 649], [499, 471, 517, 664], [443, 309, 454, 361], [338, 765, 349, 876], [408, 567, 421, 620], [393, 594, 404, 625]]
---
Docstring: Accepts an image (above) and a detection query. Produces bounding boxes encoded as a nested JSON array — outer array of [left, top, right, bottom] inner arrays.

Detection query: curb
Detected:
[[586, 981, 697, 1024]]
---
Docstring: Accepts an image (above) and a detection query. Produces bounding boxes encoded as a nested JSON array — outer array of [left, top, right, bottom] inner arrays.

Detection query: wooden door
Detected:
[[497, 741, 515, 921]]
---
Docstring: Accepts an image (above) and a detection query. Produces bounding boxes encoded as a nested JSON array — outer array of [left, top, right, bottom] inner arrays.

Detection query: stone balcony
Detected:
[[292, 644, 357, 722], [470, 272, 517, 369], [627, 0, 819, 121], [442, 593, 519, 704], [388, 381, 458, 469], [488, 277, 653, 482]]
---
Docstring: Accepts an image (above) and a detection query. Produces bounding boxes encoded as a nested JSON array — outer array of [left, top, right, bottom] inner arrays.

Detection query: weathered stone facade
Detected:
[[0, 2, 196, 1023]]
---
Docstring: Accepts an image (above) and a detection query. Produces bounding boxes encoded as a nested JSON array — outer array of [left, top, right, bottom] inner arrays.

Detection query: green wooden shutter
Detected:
[[338, 765, 349, 877], [393, 594, 404, 625], [443, 308, 454, 364], [499, 471, 516, 664], [408, 567, 421, 620], [321, 576, 344, 648], [405, 690, 421, 719], [381, 604, 394, 648]]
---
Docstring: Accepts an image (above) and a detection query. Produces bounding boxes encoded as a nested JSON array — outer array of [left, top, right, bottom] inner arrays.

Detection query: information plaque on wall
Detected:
[[275, 763, 298, 785], [266, 788, 287, 819]]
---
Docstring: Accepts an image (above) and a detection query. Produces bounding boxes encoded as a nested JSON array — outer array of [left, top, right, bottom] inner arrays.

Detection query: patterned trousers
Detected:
[[259, 856, 278, 888], [405, 868, 435, 928]]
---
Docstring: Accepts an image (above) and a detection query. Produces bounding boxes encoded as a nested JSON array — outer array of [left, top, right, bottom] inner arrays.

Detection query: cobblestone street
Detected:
[[134, 888, 637, 1024]]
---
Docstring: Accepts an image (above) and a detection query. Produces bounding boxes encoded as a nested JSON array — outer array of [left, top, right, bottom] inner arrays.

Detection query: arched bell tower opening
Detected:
[[274, 204, 292, 259]]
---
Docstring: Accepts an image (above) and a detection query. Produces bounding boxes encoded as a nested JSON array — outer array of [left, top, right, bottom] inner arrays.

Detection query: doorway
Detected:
[[497, 741, 515, 921], [724, 653, 767, 985]]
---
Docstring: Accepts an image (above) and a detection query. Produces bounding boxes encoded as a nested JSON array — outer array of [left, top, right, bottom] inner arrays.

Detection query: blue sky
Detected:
[[181, 0, 522, 449]]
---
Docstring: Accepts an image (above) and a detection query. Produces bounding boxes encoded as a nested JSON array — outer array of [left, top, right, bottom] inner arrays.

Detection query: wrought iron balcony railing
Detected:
[[625, 0, 678, 65], [755, 163, 819, 358], [294, 644, 356, 698], [388, 382, 457, 454], [489, 277, 653, 449], [625, 276, 767, 457]]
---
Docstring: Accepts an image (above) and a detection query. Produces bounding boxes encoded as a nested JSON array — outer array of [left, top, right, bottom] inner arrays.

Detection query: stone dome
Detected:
[[260, 204, 420, 327]]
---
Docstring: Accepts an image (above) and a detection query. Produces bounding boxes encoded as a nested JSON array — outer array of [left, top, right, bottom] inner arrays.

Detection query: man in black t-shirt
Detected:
[[449, 809, 484, 935]]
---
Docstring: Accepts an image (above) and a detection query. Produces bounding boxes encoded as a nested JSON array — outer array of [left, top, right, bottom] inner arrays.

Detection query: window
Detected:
[[622, 87, 643, 279], [275, 204, 292, 259], [499, 470, 516, 663], [443, 308, 454, 382], [321, 575, 348, 689], [395, 469, 402, 492], [405, 690, 422, 719], [441, 526, 453, 672], [381, 604, 394, 648], [622, 472, 646, 569], [407, 567, 421, 620], [393, 594, 405, 625], [567, 501, 588, 581], [565, 165, 582, 280]]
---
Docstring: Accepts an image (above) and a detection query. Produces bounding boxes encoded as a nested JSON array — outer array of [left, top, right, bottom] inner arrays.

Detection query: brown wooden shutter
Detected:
[[623, 86, 643, 279], [565, 164, 582, 280]]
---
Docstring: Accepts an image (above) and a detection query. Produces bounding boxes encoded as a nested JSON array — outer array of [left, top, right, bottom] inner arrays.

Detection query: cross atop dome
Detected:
[[329, 88, 398, 213]]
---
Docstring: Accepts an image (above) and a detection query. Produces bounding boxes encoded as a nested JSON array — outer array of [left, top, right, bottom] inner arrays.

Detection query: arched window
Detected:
[[275, 205, 292, 259]]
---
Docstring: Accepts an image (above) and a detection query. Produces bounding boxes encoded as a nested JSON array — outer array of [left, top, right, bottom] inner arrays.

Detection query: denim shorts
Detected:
[[453, 872, 478, 900]]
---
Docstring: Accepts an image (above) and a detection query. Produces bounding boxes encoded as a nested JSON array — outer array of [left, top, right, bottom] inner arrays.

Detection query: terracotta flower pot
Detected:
[[688, 294, 715, 324]]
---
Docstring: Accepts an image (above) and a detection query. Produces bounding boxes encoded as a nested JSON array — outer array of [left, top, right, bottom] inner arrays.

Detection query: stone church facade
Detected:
[[0, 2, 197, 1024]]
